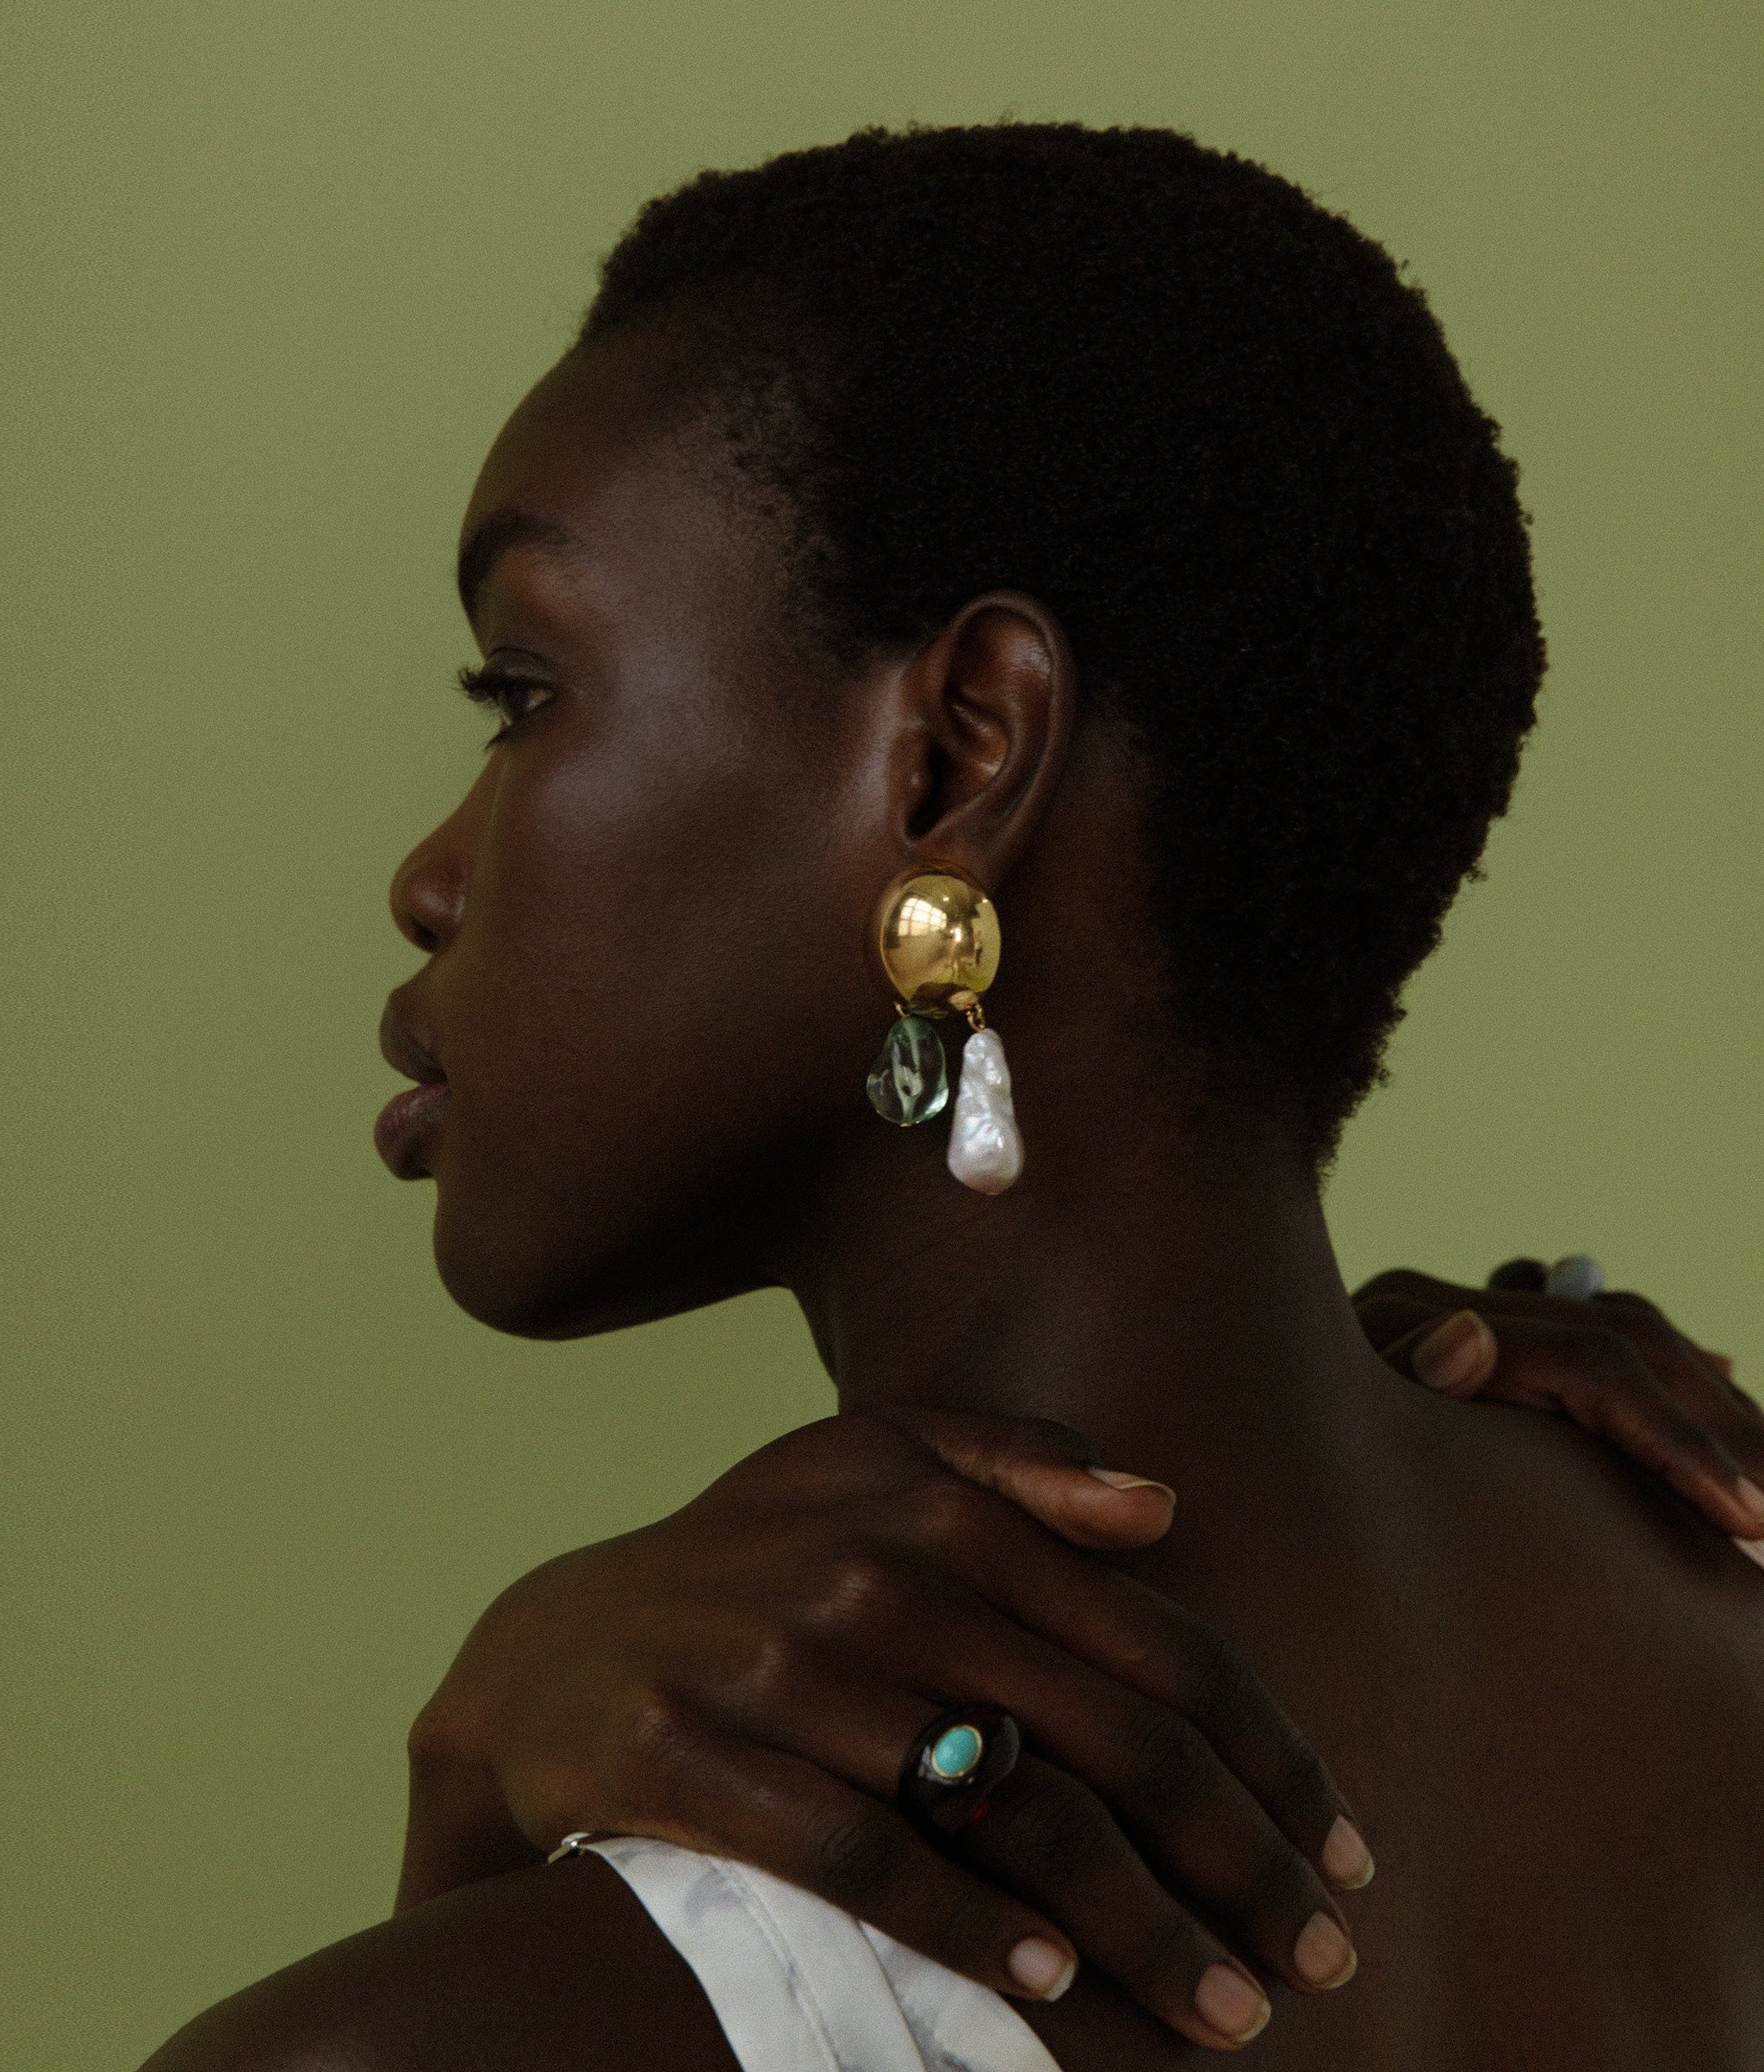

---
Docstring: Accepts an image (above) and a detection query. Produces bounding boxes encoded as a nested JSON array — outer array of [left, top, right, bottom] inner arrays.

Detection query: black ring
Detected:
[[897, 1702, 1022, 1837]]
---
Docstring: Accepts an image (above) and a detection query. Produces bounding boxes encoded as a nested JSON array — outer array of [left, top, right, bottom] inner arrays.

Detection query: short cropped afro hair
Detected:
[[581, 123, 1545, 1168]]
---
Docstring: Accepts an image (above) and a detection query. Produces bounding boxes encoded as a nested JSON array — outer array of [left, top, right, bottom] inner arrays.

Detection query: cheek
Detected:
[[425, 720, 870, 1325]]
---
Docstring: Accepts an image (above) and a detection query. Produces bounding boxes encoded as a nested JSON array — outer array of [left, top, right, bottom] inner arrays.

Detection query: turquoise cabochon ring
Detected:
[[897, 1702, 1023, 1838]]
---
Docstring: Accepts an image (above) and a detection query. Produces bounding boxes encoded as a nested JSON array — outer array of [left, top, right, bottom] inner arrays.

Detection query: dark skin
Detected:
[[143, 333, 1764, 2070], [389, 1287, 1764, 1965]]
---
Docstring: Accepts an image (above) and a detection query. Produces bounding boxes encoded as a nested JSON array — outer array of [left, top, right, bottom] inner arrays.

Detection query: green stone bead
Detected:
[[929, 1725, 983, 1779], [866, 1014, 949, 1128]]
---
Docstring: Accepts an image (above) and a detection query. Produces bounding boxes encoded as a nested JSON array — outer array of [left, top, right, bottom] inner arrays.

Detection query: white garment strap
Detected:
[[588, 1836, 1061, 2072]]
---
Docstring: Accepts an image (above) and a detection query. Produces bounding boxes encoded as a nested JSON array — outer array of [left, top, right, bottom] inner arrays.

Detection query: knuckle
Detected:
[[405, 1691, 469, 1771], [808, 1549, 910, 1635], [616, 1684, 698, 1773], [1619, 1316, 1679, 1368], [764, 1415, 847, 1469], [1121, 1709, 1214, 1819], [1183, 1630, 1262, 1728], [405, 1672, 503, 1771], [811, 1809, 908, 1908], [1563, 1326, 1649, 1386], [730, 1630, 803, 1713], [993, 1774, 1119, 1883], [906, 1476, 989, 1552], [1254, 1743, 1339, 1834], [791, 1558, 915, 1649], [1000, 1415, 1091, 1464]]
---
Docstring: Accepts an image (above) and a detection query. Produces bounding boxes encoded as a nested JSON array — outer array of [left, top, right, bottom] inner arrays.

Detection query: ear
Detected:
[[875, 591, 1078, 892]]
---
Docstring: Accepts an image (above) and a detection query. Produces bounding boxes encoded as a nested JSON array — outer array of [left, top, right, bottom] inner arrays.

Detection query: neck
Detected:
[[771, 1037, 1382, 1502], [758, 723, 1396, 1515]]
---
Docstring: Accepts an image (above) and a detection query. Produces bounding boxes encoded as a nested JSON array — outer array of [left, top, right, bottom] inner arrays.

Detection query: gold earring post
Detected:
[[872, 867, 1000, 1015]]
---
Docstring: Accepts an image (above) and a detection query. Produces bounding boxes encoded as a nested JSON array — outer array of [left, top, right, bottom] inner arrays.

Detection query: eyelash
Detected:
[[457, 663, 555, 748]]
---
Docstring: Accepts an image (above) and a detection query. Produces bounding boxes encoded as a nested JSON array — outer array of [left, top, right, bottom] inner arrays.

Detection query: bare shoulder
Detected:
[[139, 1856, 742, 2072]]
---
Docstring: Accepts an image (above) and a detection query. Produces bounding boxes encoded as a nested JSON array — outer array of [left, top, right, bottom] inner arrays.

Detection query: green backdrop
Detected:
[[3, 3, 1757, 2064]]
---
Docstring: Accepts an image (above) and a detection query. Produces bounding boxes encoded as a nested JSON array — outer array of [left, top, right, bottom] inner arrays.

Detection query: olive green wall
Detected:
[[3, 3, 1756, 2063]]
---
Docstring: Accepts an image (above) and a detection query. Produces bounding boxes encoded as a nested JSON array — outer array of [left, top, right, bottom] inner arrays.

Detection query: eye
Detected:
[[457, 663, 556, 746]]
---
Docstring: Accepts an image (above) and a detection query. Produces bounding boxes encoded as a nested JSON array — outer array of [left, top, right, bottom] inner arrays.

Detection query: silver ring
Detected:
[[547, 1831, 597, 1864], [1544, 1254, 1606, 1301]]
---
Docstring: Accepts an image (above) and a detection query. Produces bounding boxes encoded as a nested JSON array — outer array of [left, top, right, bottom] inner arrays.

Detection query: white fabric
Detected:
[[588, 1835, 1063, 2072]]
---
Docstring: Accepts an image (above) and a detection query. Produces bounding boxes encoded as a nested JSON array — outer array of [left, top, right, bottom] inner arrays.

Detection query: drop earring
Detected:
[[866, 866, 1024, 1195]]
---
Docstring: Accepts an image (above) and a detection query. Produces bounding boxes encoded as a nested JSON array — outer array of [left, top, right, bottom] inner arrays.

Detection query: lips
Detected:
[[376, 997, 450, 1179]]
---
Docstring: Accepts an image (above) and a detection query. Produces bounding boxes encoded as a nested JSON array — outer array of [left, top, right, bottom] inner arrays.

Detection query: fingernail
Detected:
[[1194, 1962, 1271, 2043], [1087, 1466, 1176, 1501], [1008, 1937, 1077, 2000], [1412, 1310, 1494, 1396], [1734, 1537, 1764, 1574], [1294, 1911, 1357, 1988], [1320, 1814, 1374, 1888], [1733, 1478, 1764, 1532]]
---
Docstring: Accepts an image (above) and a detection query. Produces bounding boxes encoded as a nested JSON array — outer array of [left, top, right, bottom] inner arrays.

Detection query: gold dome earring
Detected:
[[866, 866, 1024, 1195]]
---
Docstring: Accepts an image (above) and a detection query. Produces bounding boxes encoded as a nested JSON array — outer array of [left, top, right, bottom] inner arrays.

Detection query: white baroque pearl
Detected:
[[947, 1028, 1024, 1195]]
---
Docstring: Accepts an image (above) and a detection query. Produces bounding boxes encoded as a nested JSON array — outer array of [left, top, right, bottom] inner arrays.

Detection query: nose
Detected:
[[388, 802, 470, 954]]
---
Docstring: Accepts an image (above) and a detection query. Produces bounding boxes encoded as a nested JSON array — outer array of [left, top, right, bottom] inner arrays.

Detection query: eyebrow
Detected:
[[456, 507, 583, 622]]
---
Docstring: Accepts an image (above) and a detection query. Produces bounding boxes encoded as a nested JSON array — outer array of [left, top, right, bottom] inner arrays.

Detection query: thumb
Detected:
[[885, 1407, 1175, 1550], [1382, 1308, 1499, 1398]]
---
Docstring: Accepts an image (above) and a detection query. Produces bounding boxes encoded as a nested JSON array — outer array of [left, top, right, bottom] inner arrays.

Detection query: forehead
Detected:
[[458, 339, 783, 646]]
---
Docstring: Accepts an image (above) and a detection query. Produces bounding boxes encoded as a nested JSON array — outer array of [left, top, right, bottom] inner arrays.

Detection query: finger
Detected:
[[1359, 1265, 1618, 1335], [1662, 1356, 1761, 1476], [1476, 1317, 1762, 1534], [1595, 1300, 1744, 1396], [1589, 1302, 1764, 1506], [882, 1484, 1370, 1892], [596, 1703, 1085, 2008], [794, 1563, 1371, 2005], [1475, 1289, 1758, 1475], [1350, 1278, 1444, 1356], [707, 1646, 1283, 2040], [889, 1600, 1362, 1997], [1359, 1270, 1764, 1533], [1705, 1360, 1761, 1429], [885, 1407, 1177, 1550], [1353, 1297, 1435, 1358], [1588, 1295, 1764, 1446], [1384, 1309, 1500, 1398], [1352, 1271, 1512, 1360], [735, 1501, 1370, 2013], [961, 1753, 1286, 2048]]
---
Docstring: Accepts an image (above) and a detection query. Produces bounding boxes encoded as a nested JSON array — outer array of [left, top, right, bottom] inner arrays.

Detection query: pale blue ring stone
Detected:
[[929, 1725, 984, 1780], [1544, 1254, 1606, 1301]]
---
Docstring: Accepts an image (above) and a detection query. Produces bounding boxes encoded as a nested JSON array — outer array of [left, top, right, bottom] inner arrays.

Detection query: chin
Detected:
[[430, 1181, 767, 1341], [431, 1197, 616, 1339]]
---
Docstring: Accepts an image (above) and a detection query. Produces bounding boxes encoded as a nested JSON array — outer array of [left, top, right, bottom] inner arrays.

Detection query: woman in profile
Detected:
[[146, 125, 1764, 2069]]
